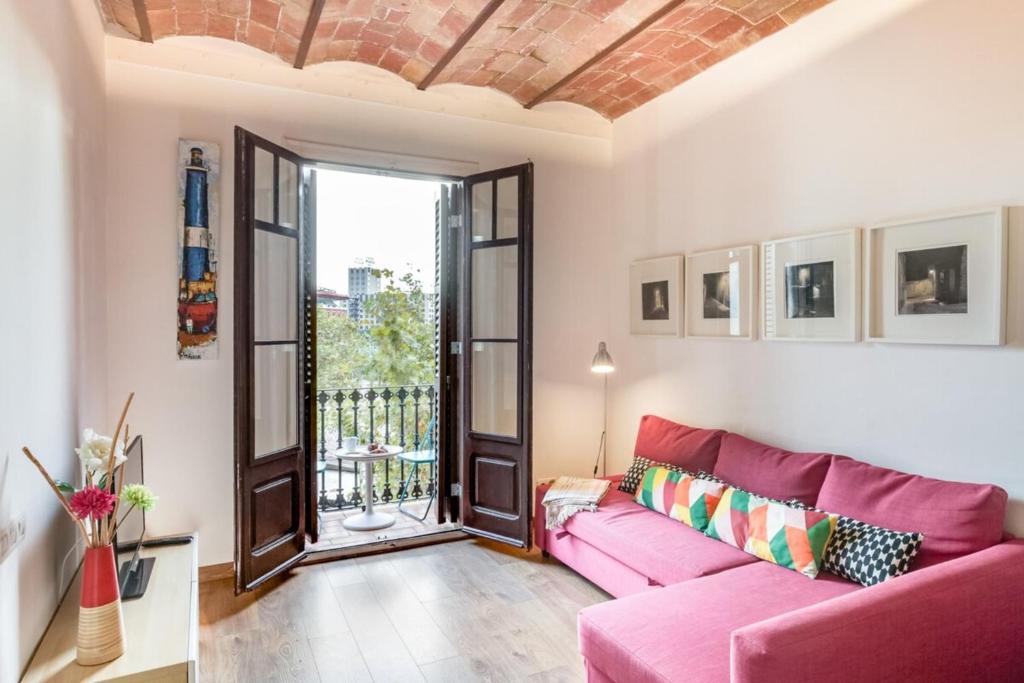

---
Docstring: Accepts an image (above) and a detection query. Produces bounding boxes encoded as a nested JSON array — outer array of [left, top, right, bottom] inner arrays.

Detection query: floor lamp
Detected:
[[591, 342, 615, 478]]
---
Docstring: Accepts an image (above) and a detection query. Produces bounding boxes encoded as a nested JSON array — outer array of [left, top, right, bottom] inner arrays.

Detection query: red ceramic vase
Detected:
[[77, 544, 126, 665]]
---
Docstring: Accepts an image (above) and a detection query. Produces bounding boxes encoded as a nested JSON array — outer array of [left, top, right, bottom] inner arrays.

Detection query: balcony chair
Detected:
[[396, 417, 437, 522]]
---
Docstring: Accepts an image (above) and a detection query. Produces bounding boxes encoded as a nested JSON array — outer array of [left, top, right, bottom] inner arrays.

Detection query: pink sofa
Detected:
[[534, 416, 1024, 682]]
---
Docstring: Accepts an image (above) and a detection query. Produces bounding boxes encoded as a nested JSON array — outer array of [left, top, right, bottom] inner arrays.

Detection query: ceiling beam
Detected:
[[418, 0, 505, 90], [294, 0, 327, 69], [525, 0, 686, 109], [133, 0, 153, 43]]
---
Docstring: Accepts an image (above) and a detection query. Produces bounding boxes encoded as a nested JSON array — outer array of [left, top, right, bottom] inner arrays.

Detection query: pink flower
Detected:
[[69, 485, 117, 520]]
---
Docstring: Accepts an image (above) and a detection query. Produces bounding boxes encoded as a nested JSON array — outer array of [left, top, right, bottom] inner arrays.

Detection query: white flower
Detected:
[[75, 429, 126, 475]]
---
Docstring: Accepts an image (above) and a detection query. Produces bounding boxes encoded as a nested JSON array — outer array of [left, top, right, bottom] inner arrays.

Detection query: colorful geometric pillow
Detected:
[[705, 487, 838, 579], [634, 466, 728, 532], [619, 456, 690, 494]]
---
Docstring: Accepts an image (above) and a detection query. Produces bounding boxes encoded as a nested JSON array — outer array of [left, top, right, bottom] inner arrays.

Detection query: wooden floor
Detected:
[[312, 499, 459, 551], [199, 538, 611, 682]]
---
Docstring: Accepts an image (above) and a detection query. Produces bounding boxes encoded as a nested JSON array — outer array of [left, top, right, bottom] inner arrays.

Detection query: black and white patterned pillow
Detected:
[[618, 456, 691, 494], [784, 500, 923, 587], [696, 470, 726, 484], [822, 517, 923, 587]]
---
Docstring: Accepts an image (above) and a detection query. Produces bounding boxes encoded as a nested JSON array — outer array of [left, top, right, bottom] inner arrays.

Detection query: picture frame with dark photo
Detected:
[[685, 245, 757, 339], [762, 228, 861, 342], [703, 272, 731, 319], [785, 260, 836, 319], [630, 255, 684, 335], [867, 207, 1006, 345], [641, 280, 671, 320], [896, 244, 968, 315]]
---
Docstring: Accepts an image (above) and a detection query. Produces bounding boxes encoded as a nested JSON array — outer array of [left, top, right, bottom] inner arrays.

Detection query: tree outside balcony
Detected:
[[316, 268, 435, 390]]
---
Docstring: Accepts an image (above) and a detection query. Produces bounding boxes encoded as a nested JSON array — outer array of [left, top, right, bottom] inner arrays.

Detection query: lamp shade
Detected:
[[591, 341, 615, 373]]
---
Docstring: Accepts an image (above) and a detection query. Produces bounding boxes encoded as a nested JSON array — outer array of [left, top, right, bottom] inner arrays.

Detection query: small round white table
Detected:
[[331, 445, 403, 531]]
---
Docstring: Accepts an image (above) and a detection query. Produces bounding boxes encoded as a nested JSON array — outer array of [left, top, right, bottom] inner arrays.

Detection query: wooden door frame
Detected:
[[438, 182, 461, 525], [297, 162, 464, 541]]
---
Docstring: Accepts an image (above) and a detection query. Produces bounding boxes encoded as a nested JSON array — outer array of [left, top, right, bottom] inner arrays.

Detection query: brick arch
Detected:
[[543, 0, 806, 119], [99, 0, 315, 64], [304, 0, 495, 84], [98, 0, 833, 119]]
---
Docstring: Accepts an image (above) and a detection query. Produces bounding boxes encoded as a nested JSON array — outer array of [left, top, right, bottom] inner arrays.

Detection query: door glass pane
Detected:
[[255, 344, 297, 457], [278, 158, 298, 229], [254, 230, 297, 341], [471, 181, 493, 242], [472, 245, 517, 338], [254, 147, 274, 224], [471, 342, 517, 437], [496, 176, 518, 239]]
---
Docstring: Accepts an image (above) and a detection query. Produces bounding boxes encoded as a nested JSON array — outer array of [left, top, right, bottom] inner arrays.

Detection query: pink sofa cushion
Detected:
[[633, 415, 723, 473], [712, 433, 834, 505], [815, 457, 1008, 567], [563, 487, 756, 586], [579, 561, 859, 683]]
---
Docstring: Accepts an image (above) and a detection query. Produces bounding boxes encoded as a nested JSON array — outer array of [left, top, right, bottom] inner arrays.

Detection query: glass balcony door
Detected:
[[234, 127, 314, 591], [459, 163, 533, 547]]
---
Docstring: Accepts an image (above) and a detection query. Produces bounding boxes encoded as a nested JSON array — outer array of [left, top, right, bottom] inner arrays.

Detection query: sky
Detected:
[[315, 168, 440, 295]]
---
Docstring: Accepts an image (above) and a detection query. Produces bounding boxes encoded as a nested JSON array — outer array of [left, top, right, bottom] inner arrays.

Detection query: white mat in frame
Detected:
[[685, 245, 758, 340], [761, 228, 862, 343], [865, 207, 1007, 346], [630, 255, 684, 336]]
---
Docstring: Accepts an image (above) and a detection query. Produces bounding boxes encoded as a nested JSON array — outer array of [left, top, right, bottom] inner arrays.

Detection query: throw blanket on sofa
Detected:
[[542, 476, 611, 530]]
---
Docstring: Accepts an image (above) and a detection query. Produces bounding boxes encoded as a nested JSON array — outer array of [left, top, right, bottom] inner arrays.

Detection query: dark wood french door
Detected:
[[458, 163, 534, 547], [233, 127, 316, 591], [233, 137, 533, 582]]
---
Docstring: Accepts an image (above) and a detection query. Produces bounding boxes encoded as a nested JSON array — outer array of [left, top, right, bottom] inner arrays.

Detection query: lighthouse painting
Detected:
[[177, 139, 220, 360]]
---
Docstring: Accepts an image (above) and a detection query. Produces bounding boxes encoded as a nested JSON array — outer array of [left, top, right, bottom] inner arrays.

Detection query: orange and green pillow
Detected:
[[634, 466, 727, 532], [705, 486, 838, 579]]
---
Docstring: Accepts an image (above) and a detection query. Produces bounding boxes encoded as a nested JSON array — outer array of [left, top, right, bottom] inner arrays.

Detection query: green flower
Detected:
[[120, 484, 158, 512]]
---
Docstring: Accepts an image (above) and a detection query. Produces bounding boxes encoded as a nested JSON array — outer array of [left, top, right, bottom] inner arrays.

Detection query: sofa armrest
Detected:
[[731, 540, 1024, 683]]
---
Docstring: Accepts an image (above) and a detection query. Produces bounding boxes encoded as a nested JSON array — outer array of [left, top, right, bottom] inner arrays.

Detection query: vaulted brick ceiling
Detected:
[[99, 0, 831, 119]]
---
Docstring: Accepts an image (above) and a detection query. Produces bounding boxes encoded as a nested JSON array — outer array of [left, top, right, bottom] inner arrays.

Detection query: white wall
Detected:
[[608, 0, 1024, 534], [104, 52, 612, 565], [0, 0, 108, 679]]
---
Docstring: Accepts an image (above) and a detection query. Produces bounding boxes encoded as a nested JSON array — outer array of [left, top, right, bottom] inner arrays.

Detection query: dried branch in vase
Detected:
[[21, 392, 157, 548]]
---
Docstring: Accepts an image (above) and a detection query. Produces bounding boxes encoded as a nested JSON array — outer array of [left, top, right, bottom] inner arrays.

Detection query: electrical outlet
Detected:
[[0, 515, 26, 564]]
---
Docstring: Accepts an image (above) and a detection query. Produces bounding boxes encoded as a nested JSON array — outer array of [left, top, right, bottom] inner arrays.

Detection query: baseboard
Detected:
[[198, 561, 233, 583]]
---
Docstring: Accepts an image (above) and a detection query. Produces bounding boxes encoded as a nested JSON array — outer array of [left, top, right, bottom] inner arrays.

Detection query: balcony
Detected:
[[313, 384, 455, 550]]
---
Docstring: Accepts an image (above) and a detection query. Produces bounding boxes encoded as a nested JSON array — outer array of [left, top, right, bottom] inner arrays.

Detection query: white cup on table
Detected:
[[343, 436, 358, 453]]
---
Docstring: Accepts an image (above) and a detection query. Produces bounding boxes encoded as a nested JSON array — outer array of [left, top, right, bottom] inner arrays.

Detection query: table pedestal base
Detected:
[[342, 459, 396, 531], [342, 511, 396, 531]]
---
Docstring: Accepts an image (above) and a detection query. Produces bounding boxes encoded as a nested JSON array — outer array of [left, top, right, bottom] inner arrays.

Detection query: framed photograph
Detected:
[[762, 228, 861, 342], [684, 245, 757, 339], [866, 207, 1006, 345], [630, 256, 684, 335]]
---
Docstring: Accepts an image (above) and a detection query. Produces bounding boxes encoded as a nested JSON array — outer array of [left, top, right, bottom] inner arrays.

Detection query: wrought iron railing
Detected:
[[315, 384, 436, 512]]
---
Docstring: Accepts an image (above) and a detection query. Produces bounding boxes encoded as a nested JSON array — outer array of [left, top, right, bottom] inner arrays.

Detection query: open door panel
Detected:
[[234, 127, 316, 592], [458, 163, 534, 547]]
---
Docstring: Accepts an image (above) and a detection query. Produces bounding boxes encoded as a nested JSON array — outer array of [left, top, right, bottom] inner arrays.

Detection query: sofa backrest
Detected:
[[815, 457, 1008, 567], [712, 433, 835, 506], [633, 415, 723, 474]]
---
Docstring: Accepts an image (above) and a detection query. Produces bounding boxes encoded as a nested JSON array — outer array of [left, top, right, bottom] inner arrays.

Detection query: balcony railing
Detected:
[[315, 384, 436, 512]]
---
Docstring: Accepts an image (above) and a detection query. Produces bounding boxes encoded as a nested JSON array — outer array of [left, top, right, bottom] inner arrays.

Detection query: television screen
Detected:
[[116, 435, 151, 598]]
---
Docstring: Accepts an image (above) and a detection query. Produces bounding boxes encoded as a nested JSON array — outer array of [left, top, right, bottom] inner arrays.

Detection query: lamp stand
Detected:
[[593, 374, 608, 478]]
